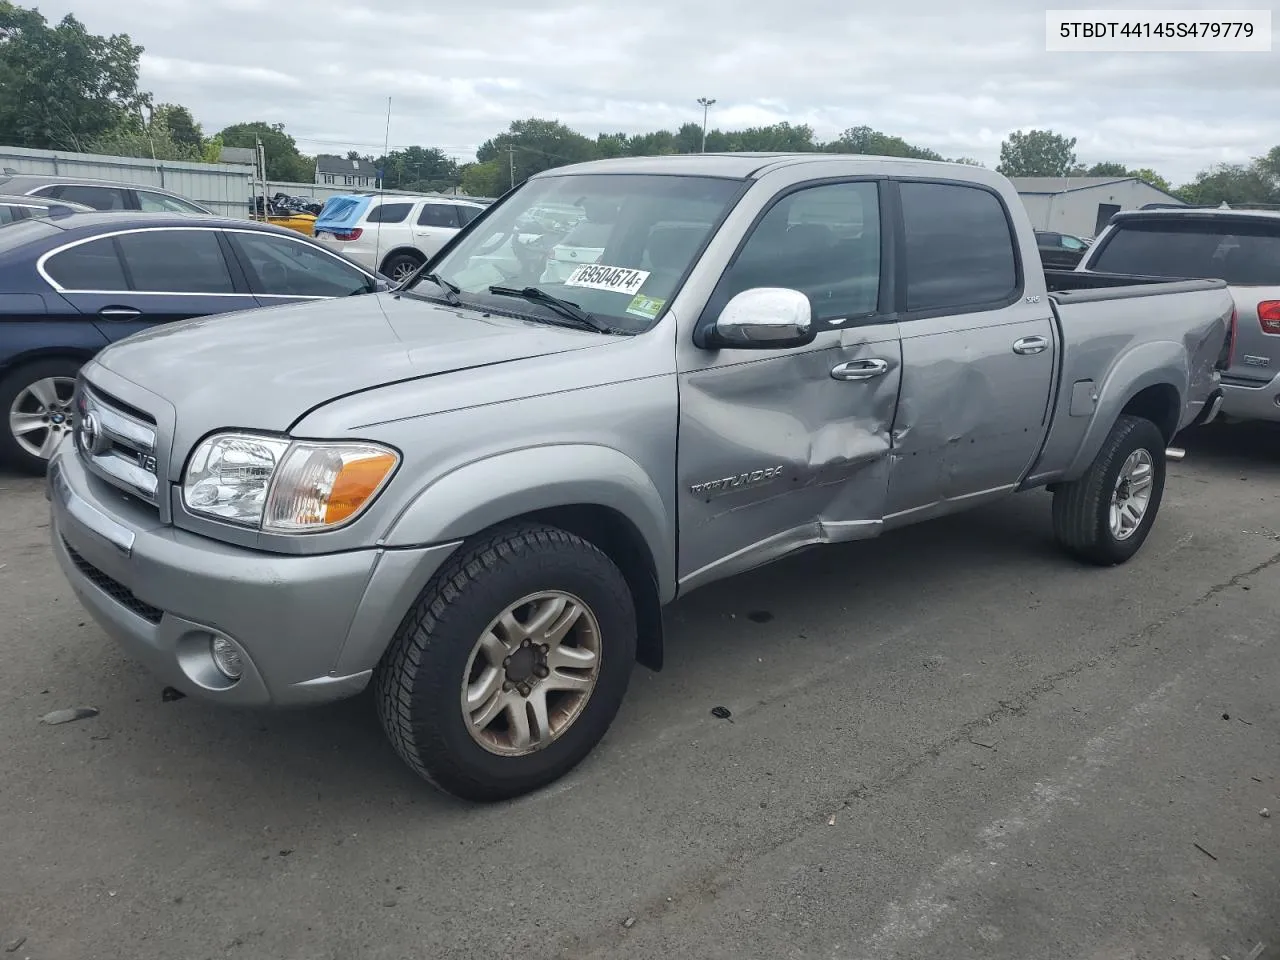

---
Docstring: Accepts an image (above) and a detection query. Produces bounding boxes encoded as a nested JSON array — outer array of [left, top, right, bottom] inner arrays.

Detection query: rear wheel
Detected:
[[1051, 414, 1167, 566], [381, 252, 424, 285], [374, 522, 637, 801], [0, 358, 82, 474]]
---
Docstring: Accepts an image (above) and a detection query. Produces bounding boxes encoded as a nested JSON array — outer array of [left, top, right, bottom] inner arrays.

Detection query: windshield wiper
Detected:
[[414, 272, 461, 305], [487, 285, 617, 334]]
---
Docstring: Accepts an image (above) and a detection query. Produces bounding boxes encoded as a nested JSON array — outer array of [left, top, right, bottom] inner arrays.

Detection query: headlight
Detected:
[[183, 432, 399, 533]]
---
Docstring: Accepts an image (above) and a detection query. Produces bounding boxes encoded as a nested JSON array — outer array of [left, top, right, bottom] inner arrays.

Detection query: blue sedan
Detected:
[[0, 211, 389, 473]]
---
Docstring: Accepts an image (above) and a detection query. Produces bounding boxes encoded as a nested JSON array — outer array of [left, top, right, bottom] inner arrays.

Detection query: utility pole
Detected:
[[697, 97, 717, 153], [507, 145, 516, 189]]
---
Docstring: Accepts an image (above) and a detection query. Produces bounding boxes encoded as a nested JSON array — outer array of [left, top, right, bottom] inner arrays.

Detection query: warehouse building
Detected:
[[1010, 176, 1185, 239]]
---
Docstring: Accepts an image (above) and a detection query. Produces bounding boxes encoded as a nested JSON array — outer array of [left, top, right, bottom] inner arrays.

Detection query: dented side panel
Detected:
[[674, 325, 901, 587], [884, 311, 1057, 524]]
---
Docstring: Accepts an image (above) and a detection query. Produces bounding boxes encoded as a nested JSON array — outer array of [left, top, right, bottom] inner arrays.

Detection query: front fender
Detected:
[[1062, 340, 1185, 479], [381, 443, 676, 599]]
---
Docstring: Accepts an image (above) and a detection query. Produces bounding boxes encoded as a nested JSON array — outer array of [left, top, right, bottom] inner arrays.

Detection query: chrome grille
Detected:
[[75, 382, 161, 507]]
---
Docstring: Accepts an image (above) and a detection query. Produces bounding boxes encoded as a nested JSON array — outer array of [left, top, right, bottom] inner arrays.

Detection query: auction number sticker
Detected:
[[564, 264, 650, 296]]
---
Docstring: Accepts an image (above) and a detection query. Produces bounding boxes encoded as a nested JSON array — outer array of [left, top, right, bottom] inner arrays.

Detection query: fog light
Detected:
[[210, 635, 243, 680]]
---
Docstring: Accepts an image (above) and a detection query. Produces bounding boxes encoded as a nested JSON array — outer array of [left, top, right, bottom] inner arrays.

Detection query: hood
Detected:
[[90, 293, 607, 459]]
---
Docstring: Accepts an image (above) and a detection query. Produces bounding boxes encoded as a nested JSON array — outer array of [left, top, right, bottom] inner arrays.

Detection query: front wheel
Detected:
[[1051, 414, 1167, 566], [374, 522, 637, 801]]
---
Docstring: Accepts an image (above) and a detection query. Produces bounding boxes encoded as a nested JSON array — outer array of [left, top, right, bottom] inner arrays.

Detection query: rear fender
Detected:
[[1061, 340, 1185, 479]]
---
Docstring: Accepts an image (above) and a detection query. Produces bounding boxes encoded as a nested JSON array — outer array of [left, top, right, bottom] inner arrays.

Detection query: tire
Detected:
[[380, 252, 424, 285], [0, 358, 82, 475], [374, 522, 637, 802], [1051, 414, 1167, 566]]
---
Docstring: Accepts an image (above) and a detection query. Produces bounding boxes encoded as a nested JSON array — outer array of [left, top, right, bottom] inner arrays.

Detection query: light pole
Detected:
[[697, 97, 717, 152]]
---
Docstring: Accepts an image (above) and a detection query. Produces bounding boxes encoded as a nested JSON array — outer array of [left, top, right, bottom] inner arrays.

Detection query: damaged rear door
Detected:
[[882, 178, 1056, 525], [675, 179, 901, 589]]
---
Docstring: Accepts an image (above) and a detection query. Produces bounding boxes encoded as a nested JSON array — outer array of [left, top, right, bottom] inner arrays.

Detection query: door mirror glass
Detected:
[[707, 287, 815, 349]]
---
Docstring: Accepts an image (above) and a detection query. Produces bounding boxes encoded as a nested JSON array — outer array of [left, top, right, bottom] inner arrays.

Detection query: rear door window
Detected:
[[417, 203, 459, 228], [1089, 218, 1280, 286], [899, 181, 1019, 312], [455, 204, 482, 226], [44, 236, 129, 290], [115, 229, 237, 293]]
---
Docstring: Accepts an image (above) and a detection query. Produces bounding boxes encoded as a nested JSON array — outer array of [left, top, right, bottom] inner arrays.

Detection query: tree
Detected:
[[477, 118, 597, 184], [728, 122, 817, 152], [1085, 161, 1128, 177], [1129, 168, 1171, 192], [1176, 162, 1277, 206], [823, 125, 942, 160], [459, 160, 507, 197], [152, 103, 202, 151], [949, 157, 985, 166], [218, 121, 313, 182], [376, 145, 458, 193], [996, 129, 1078, 177], [91, 111, 202, 161], [0, 2, 148, 151]]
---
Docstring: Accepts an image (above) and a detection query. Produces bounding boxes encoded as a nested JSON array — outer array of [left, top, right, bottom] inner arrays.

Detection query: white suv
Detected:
[[313, 194, 486, 282]]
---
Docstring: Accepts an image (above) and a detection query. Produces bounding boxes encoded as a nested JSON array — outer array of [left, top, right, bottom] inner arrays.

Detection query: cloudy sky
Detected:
[[37, 0, 1280, 185]]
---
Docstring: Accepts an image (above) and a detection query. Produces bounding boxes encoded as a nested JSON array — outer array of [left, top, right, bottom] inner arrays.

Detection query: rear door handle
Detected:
[[1012, 336, 1049, 355], [830, 358, 889, 381], [97, 307, 142, 321]]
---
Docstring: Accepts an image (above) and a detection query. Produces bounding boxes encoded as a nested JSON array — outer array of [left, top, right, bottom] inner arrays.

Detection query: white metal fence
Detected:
[[0, 145, 487, 218], [0, 145, 255, 218]]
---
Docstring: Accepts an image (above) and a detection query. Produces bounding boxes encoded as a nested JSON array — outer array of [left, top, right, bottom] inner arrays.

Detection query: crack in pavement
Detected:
[[554, 547, 1280, 960]]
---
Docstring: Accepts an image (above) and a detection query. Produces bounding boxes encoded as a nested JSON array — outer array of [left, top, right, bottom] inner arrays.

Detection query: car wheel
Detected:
[[381, 252, 424, 285], [0, 358, 82, 474], [374, 522, 637, 802], [1051, 414, 1167, 566]]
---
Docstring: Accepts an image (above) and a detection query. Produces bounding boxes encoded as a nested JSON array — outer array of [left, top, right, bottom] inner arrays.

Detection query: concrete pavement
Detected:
[[1, 422, 1277, 960]]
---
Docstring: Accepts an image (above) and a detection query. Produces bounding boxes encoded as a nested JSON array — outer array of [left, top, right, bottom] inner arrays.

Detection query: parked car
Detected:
[[1034, 229, 1091, 269], [48, 155, 1232, 801], [1076, 207, 1280, 424], [0, 193, 94, 224], [1, 212, 386, 472], [312, 193, 488, 282], [0, 174, 213, 215]]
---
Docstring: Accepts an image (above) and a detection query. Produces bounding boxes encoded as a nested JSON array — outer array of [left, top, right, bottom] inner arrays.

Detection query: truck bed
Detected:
[[1044, 268, 1227, 300]]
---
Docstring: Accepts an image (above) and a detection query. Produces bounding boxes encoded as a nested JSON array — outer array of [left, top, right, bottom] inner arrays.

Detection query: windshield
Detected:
[[1090, 218, 1280, 286], [409, 173, 747, 332]]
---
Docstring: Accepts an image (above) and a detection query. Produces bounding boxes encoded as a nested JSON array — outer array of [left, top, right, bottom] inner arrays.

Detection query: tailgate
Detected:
[[1224, 286, 1280, 384]]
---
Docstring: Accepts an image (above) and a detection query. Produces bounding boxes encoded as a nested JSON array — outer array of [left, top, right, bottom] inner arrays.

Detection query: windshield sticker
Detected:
[[625, 294, 666, 319], [564, 264, 650, 296]]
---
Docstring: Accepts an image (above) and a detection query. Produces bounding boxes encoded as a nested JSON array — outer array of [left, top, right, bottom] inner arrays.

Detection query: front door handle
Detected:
[[97, 306, 142, 321], [831, 358, 889, 381], [1013, 336, 1049, 355]]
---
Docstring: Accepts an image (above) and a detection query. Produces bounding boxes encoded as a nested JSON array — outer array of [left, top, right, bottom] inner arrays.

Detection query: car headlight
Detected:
[[182, 432, 399, 533]]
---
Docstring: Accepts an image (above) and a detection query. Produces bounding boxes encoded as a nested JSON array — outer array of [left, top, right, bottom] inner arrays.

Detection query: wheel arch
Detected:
[[378, 246, 426, 273], [380, 444, 676, 671], [1061, 341, 1185, 480]]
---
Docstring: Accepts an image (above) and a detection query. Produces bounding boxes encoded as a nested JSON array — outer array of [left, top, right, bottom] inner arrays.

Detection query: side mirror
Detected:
[[704, 288, 816, 350]]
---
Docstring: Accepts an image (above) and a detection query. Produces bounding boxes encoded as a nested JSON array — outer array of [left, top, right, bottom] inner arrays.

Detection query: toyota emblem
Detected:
[[78, 411, 102, 454]]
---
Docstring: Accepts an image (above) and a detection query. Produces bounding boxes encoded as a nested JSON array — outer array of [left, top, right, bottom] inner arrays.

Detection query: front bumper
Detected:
[[47, 440, 458, 707], [1221, 373, 1280, 423]]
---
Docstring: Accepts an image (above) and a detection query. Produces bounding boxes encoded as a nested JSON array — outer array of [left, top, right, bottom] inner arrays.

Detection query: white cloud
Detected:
[[34, 0, 1280, 184]]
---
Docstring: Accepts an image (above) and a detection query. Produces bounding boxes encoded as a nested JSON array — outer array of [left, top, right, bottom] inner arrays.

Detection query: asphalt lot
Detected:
[[2, 423, 1278, 960]]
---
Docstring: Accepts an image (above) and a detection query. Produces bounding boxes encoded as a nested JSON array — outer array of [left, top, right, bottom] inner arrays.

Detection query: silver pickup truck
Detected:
[[47, 155, 1233, 801]]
